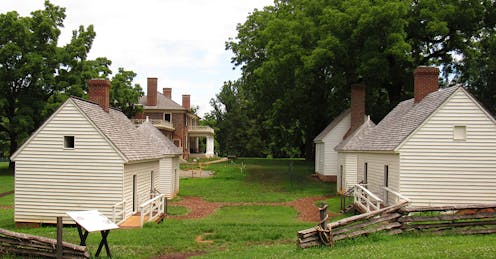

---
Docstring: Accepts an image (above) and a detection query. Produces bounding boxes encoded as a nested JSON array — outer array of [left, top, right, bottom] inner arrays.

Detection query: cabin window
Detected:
[[64, 136, 75, 149], [453, 126, 466, 140], [384, 165, 389, 187], [164, 113, 172, 122], [364, 163, 368, 184], [339, 165, 344, 191]]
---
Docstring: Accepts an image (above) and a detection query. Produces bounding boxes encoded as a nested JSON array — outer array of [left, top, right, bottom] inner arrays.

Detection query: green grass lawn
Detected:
[[1, 158, 495, 258], [181, 158, 334, 202], [0, 162, 14, 194]]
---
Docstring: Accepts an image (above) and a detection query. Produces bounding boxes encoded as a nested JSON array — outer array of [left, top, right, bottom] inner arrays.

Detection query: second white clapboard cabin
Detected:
[[10, 79, 172, 226], [138, 118, 182, 198], [337, 67, 496, 207], [314, 83, 368, 183]]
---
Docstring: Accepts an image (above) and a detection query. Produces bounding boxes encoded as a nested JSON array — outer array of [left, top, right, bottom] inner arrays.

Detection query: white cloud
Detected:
[[0, 0, 273, 116]]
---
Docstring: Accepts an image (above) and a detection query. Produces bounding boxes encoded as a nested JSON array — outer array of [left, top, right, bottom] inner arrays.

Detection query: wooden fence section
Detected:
[[297, 202, 496, 249], [0, 228, 89, 258]]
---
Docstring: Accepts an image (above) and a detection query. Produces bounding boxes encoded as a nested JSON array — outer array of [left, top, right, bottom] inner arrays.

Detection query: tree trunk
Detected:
[[304, 135, 314, 161]]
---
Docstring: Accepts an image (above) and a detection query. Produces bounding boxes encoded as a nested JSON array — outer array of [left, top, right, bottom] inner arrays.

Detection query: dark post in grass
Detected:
[[56, 216, 63, 259], [288, 160, 294, 188]]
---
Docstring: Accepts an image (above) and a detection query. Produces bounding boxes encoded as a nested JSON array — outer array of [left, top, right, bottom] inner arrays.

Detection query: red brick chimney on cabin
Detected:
[[350, 82, 365, 134], [163, 88, 172, 98], [343, 82, 365, 139], [182, 94, 190, 110], [88, 79, 110, 113], [414, 66, 439, 103], [147, 77, 158, 106]]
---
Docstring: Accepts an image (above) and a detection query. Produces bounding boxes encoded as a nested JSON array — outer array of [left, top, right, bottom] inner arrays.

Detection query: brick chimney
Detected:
[[350, 82, 365, 134], [414, 66, 439, 103], [182, 94, 190, 110], [163, 88, 172, 98], [147, 77, 158, 106], [88, 79, 110, 113]]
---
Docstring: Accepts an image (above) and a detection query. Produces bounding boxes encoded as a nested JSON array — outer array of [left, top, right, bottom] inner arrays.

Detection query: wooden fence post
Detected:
[[319, 203, 328, 229], [56, 216, 63, 259]]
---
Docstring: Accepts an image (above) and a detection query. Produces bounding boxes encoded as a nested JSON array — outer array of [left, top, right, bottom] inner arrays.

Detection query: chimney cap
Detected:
[[414, 66, 439, 74]]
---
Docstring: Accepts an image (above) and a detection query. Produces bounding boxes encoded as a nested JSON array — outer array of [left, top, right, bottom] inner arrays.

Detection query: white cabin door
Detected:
[[132, 175, 137, 212]]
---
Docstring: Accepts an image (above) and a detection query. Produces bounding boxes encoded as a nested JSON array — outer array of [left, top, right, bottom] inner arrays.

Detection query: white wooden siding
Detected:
[[356, 153, 399, 202], [14, 101, 125, 224], [159, 158, 174, 198], [321, 113, 351, 176], [173, 157, 180, 196], [123, 161, 160, 216], [399, 89, 496, 206], [315, 143, 324, 173]]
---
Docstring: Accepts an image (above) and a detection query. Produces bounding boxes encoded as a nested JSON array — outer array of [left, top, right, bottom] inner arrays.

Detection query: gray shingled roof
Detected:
[[139, 92, 186, 110], [335, 117, 376, 151], [137, 120, 182, 155], [338, 86, 459, 151], [71, 97, 167, 162], [314, 109, 350, 142]]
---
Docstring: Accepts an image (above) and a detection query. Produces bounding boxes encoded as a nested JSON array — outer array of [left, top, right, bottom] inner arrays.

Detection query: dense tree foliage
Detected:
[[210, 0, 496, 159], [0, 1, 142, 163], [110, 68, 143, 118]]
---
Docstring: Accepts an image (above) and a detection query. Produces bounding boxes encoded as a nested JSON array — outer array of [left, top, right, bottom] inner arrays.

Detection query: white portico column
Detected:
[[206, 135, 214, 157]]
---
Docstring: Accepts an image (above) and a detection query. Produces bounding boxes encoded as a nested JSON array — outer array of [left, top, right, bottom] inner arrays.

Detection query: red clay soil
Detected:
[[168, 195, 337, 222]]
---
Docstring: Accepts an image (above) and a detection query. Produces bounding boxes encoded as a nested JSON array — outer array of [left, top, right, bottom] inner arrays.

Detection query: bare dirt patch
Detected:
[[168, 195, 337, 222]]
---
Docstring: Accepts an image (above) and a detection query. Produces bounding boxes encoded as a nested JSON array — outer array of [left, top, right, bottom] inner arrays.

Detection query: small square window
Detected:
[[64, 136, 75, 149], [453, 126, 466, 140], [164, 113, 171, 122]]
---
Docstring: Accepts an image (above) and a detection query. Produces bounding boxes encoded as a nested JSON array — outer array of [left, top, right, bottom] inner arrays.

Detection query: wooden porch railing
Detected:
[[139, 194, 166, 227], [112, 200, 126, 224], [383, 187, 411, 205], [354, 184, 383, 212]]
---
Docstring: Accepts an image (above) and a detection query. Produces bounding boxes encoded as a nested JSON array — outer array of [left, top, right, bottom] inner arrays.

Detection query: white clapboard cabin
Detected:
[[11, 79, 179, 227], [336, 67, 496, 209], [137, 118, 182, 198], [314, 83, 368, 183]]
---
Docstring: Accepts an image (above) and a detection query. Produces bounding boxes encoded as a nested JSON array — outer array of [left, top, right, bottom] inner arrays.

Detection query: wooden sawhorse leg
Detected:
[[95, 230, 111, 258]]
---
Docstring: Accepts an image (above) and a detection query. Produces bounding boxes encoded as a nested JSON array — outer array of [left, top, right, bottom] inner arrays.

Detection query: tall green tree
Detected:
[[221, 0, 495, 159], [0, 1, 114, 166], [110, 68, 143, 118]]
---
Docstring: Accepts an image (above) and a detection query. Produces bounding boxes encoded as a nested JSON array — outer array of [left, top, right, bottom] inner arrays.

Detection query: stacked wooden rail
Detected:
[[0, 228, 89, 258], [297, 202, 496, 249]]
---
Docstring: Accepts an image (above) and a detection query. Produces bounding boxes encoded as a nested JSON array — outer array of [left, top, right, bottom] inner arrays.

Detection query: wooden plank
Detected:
[[334, 222, 401, 241], [404, 219, 496, 230], [332, 213, 402, 236], [400, 203, 496, 213], [298, 235, 319, 243], [328, 201, 408, 229], [399, 212, 496, 223]]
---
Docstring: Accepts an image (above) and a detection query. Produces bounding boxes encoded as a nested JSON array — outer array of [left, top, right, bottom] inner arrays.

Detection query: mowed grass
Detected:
[[181, 158, 334, 202], [1, 158, 496, 258], [0, 162, 14, 194]]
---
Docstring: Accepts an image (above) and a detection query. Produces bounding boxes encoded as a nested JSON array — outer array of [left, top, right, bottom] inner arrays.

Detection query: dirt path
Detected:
[[0, 190, 14, 198], [168, 195, 338, 222]]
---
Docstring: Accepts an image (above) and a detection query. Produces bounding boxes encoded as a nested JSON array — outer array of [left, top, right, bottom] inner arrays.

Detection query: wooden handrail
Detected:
[[383, 187, 411, 203], [112, 200, 126, 224], [140, 194, 166, 227], [354, 184, 383, 212]]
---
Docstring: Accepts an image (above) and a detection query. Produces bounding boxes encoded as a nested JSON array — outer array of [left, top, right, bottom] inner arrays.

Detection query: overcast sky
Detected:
[[0, 0, 274, 116]]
